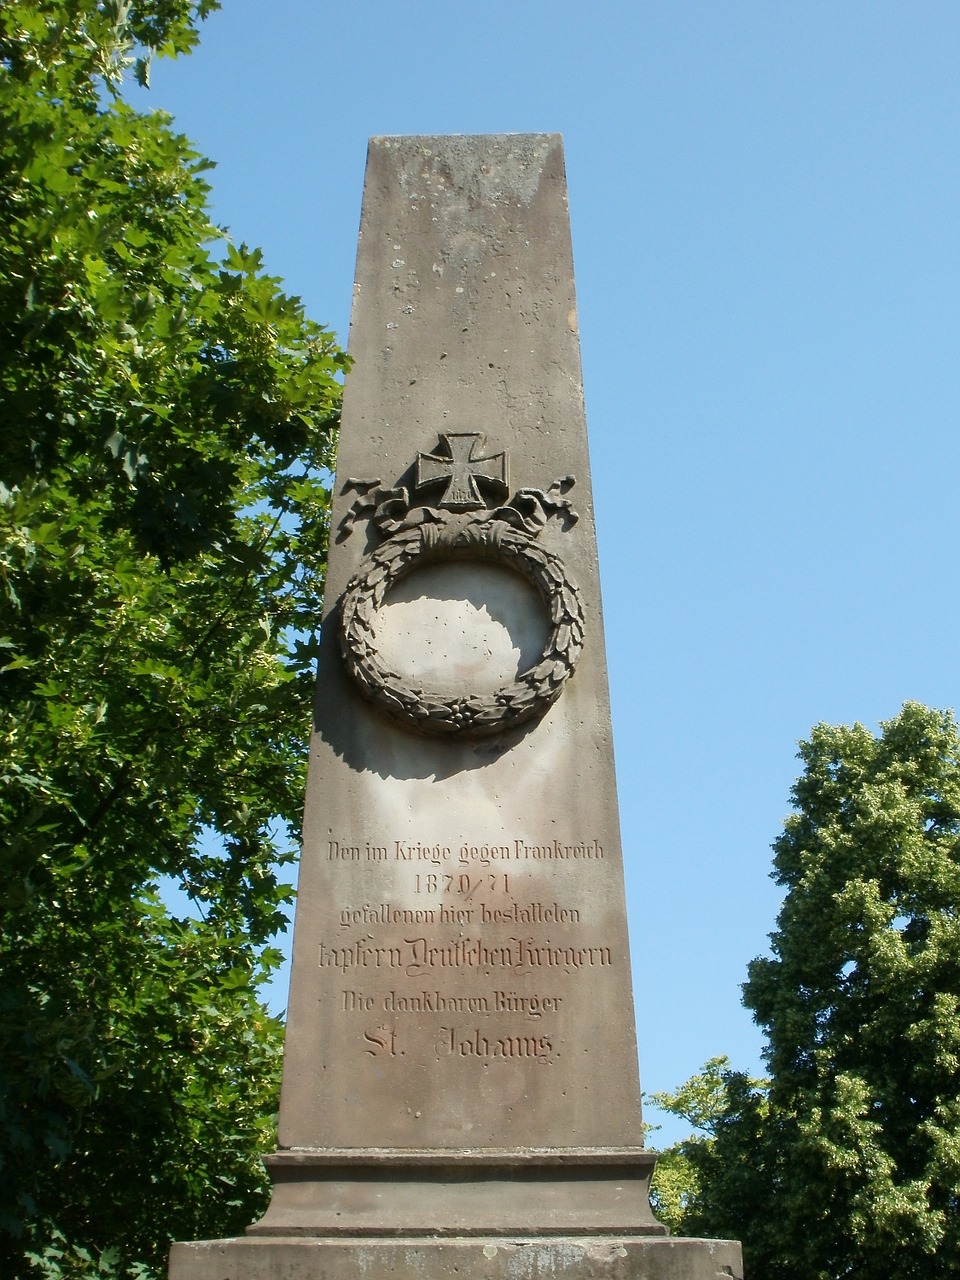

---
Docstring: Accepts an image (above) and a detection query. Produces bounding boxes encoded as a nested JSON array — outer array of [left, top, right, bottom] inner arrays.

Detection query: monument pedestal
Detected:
[[171, 1236, 741, 1280], [171, 1147, 741, 1279], [169, 133, 742, 1280], [251, 1148, 661, 1236]]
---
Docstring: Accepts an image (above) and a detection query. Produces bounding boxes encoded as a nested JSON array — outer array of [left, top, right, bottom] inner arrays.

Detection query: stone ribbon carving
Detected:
[[340, 434, 584, 737]]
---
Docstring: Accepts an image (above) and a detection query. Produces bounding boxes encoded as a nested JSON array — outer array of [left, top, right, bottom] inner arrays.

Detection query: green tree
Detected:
[[0, 2, 346, 1274], [668, 703, 960, 1279], [648, 1057, 768, 1241]]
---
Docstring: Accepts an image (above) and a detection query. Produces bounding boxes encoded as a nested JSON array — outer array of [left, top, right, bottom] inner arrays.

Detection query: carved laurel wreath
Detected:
[[338, 439, 584, 738]]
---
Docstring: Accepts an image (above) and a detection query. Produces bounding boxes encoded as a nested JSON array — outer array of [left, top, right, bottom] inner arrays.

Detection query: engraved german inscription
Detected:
[[420, 990, 563, 1017], [326, 836, 604, 866], [322, 827, 608, 1068], [362, 1026, 400, 1056], [340, 990, 563, 1017], [435, 1027, 554, 1064], [337, 901, 580, 928], [318, 937, 612, 976]]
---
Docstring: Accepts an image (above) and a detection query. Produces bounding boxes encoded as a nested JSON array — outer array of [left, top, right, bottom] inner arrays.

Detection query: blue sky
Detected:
[[149, 2, 960, 1144]]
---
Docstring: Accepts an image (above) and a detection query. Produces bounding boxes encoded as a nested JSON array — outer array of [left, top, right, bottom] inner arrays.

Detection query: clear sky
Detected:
[[149, 1, 960, 1145]]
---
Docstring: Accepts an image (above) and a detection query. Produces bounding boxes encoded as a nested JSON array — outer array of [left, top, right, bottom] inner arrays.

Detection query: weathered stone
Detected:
[[168, 134, 743, 1280], [170, 1237, 743, 1279]]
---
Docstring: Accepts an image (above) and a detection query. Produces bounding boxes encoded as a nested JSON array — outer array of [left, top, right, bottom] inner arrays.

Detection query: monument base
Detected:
[[169, 1235, 743, 1279], [248, 1147, 666, 1237]]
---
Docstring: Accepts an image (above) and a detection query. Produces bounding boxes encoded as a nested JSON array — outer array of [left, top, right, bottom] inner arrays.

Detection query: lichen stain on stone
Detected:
[[500, 1240, 590, 1279], [384, 135, 557, 211]]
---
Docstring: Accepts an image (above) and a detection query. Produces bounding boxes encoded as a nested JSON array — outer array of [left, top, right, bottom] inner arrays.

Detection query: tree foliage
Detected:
[[657, 704, 960, 1279], [648, 1057, 769, 1241], [0, 2, 346, 1274]]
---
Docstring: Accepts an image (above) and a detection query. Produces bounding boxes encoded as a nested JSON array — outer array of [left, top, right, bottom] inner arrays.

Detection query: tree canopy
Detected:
[[0, 2, 346, 1274], [648, 1056, 768, 1240], [653, 703, 960, 1280]]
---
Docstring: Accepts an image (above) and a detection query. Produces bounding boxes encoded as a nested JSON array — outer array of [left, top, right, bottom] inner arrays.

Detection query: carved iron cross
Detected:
[[415, 433, 509, 511]]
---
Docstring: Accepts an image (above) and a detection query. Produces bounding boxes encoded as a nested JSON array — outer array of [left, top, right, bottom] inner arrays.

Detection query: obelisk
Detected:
[[170, 134, 742, 1280]]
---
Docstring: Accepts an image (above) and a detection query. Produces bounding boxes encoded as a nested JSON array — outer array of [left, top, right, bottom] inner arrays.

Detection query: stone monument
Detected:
[[169, 134, 743, 1280]]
